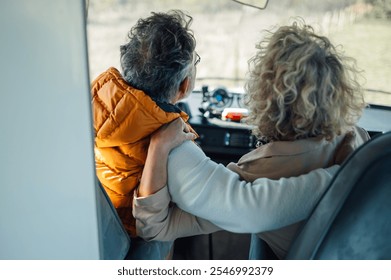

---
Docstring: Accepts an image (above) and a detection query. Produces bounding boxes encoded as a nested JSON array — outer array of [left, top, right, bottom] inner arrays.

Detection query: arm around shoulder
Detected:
[[133, 184, 221, 241], [167, 141, 339, 233]]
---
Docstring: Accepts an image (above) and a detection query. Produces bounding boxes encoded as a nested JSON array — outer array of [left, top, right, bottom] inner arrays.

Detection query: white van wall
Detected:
[[0, 0, 100, 259]]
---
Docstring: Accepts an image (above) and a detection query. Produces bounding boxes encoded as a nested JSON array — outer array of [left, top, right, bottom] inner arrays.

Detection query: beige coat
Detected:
[[227, 126, 369, 258]]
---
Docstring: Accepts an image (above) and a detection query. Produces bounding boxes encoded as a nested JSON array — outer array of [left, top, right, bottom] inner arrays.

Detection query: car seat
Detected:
[[97, 180, 131, 259], [286, 131, 391, 259]]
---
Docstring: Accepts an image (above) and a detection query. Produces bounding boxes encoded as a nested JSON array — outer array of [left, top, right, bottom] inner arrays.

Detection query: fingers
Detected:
[[156, 118, 195, 142], [149, 118, 196, 153], [174, 117, 189, 133], [170, 118, 196, 142], [184, 131, 196, 141], [177, 118, 195, 139], [182, 120, 190, 133], [190, 133, 196, 140], [171, 117, 191, 134]]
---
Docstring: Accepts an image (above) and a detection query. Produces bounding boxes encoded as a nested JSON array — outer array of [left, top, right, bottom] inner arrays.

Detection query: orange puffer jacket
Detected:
[[91, 67, 194, 237]]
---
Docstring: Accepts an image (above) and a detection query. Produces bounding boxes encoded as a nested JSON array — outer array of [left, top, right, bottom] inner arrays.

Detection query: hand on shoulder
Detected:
[[150, 118, 196, 154]]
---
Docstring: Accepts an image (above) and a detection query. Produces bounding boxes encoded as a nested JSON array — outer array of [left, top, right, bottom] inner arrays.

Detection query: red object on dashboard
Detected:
[[222, 108, 248, 122]]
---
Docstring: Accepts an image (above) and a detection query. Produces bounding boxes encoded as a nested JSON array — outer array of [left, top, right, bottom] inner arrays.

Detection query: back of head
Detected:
[[120, 10, 196, 103], [245, 21, 366, 142]]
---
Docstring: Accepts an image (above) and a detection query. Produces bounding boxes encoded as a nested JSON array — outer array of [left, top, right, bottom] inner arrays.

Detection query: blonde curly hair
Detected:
[[244, 21, 366, 142]]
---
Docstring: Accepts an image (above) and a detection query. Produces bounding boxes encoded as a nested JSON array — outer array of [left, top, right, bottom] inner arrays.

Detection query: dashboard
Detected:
[[179, 87, 256, 165], [180, 87, 391, 164]]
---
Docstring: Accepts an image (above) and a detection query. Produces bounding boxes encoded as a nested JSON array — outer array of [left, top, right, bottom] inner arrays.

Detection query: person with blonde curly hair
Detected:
[[245, 21, 365, 143], [132, 21, 370, 259]]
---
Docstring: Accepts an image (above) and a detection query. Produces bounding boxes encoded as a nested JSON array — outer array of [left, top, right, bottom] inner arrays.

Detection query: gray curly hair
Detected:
[[120, 10, 196, 103], [244, 21, 366, 142]]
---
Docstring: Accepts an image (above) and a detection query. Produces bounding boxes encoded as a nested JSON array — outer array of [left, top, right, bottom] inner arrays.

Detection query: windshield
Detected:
[[87, 0, 391, 107]]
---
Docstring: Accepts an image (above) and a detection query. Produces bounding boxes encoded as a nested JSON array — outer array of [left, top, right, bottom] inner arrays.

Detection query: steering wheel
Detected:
[[211, 87, 233, 108]]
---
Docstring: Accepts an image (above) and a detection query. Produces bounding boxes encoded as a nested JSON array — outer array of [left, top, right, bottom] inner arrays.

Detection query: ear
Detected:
[[177, 77, 190, 100]]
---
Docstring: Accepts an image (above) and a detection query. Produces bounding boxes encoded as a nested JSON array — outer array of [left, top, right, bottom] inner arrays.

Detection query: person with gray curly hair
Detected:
[[120, 10, 198, 103], [133, 21, 370, 259], [91, 10, 199, 259]]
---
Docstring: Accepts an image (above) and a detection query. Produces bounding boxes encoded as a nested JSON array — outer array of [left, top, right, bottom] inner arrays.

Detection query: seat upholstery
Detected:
[[286, 131, 391, 259], [97, 180, 131, 259]]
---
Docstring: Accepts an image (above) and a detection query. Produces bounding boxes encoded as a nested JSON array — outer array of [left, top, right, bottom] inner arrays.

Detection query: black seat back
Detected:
[[97, 181, 131, 259], [287, 131, 391, 259]]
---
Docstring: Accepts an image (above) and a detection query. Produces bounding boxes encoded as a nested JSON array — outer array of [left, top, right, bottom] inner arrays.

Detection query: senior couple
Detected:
[[90, 10, 369, 259]]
